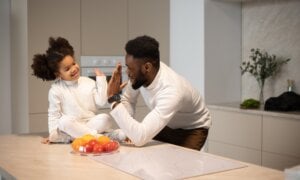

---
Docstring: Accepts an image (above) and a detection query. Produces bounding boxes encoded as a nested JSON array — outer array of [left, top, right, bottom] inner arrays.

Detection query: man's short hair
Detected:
[[125, 35, 160, 68]]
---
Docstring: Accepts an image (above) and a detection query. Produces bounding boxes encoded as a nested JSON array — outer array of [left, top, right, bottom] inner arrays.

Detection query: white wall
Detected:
[[204, 0, 242, 103], [11, 0, 29, 133], [0, 0, 12, 134], [170, 0, 242, 104], [170, 0, 205, 95]]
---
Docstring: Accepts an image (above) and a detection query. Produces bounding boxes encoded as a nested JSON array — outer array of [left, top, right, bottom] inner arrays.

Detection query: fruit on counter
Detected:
[[71, 134, 119, 154], [88, 139, 99, 147], [93, 143, 104, 153], [81, 134, 96, 144], [103, 141, 119, 152], [71, 138, 85, 152], [83, 143, 94, 153], [97, 135, 110, 145]]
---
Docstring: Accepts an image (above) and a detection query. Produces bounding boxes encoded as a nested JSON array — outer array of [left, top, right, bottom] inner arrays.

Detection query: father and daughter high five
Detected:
[[31, 35, 211, 150]]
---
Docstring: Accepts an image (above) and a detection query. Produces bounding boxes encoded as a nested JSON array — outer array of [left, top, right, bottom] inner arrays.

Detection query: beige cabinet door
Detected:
[[263, 115, 300, 169], [28, 0, 81, 132], [81, 0, 127, 55], [128, 0, 170, 64], [207, 109, 263, 165]]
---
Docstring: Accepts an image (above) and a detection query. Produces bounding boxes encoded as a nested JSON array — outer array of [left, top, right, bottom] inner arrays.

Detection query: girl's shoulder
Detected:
[[49, 79, 64, 95], [79, 76, 94, 81], [78, 76, 95, 84]]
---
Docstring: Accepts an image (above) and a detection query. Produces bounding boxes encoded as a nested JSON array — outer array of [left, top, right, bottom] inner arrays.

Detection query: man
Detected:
[[107, 35, 211, 150]]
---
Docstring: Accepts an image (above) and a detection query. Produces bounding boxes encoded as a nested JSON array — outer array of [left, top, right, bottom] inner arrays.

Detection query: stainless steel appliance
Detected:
[[80, 56, 127, 82]]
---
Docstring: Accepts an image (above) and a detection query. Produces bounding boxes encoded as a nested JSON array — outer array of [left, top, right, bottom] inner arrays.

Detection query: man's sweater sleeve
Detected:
[[110, 89, 181, 146]]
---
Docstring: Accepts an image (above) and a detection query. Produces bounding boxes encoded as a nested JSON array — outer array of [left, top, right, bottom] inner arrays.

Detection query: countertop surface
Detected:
[[0, 134, 284, 180], [208, 102, 300, 120]]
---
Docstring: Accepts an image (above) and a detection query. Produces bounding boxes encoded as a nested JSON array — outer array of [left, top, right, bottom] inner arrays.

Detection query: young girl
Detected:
[[31, 37, 112, 143]]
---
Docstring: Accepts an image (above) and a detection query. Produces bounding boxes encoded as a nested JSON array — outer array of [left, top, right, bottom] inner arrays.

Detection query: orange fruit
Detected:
[[97, 135, 110, 145], [71, 138, 85, 152], [81, 134, 95, 144]]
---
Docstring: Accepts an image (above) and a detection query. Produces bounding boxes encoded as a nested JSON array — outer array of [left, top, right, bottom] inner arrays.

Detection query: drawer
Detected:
[[263, 116, 300, 158], [262, 151, 300, 170], [208, 140, 261, 165], [209, 109, 262, 149]]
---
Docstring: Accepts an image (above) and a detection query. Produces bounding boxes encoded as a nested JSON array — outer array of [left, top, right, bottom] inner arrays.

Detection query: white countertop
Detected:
[[0, 134, 283, 179], [208, 102, 300, 120], [91, 142, 246, 179]]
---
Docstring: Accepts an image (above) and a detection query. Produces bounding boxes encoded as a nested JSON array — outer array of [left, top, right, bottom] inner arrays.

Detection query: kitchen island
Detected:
[[0, 133, 283, 179]]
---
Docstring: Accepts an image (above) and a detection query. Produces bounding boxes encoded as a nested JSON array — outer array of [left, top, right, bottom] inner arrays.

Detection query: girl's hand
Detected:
[[41, 137, 50, 144], [94, 68, 105, 76]]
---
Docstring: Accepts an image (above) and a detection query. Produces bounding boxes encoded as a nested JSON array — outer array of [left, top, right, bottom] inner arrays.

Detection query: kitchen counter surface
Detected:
[[208, 102, 300, 120], [0, 134, 283, 179]]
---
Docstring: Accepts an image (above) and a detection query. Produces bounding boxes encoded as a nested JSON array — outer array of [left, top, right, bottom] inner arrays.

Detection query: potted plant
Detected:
[[240, 48, 290, 104]]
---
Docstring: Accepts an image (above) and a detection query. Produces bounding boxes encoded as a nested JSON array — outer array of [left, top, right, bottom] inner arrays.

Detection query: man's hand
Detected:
[[107, 63, 127, 97]]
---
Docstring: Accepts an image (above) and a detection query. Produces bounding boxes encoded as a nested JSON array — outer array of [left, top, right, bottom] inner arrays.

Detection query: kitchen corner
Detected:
[[207, 102, 300, 171]]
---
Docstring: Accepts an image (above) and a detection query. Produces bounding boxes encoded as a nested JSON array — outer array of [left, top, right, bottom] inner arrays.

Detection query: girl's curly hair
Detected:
[[31, 37, 74, 81]]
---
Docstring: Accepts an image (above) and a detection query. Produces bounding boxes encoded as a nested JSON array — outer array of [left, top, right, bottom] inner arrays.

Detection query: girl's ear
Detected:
[[54, 72, 60, 78]]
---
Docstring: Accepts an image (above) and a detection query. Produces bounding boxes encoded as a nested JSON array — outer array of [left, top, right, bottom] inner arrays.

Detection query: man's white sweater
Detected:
[[111, 62, 211, 146]]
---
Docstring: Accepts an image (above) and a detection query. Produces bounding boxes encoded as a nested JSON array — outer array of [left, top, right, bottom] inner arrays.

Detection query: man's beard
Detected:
[[131, 70, 147, 90]]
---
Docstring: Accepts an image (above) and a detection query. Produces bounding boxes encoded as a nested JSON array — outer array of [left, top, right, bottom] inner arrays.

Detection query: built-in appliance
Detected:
[[80, 56, 127, 82], [80, 56, 127, 108]]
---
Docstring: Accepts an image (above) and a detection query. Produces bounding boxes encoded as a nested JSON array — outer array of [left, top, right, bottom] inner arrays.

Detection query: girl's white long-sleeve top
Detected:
[[48, 76, 107, 134], [110, 62, 211, 146]]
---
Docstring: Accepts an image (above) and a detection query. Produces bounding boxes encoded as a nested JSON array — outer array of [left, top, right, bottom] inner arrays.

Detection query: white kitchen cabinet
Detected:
[[263, 116, 300, 158], [208, 108, 262, 165], [207, 103, 300, 170], [208, 109, 262, 150], [208, 141, 261, 165], [262, 152, 300, 171], [263, 116, 300, 170]]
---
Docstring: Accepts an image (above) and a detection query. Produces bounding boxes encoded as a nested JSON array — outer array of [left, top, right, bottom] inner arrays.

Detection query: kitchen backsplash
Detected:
[[241, 0, 300, 101]]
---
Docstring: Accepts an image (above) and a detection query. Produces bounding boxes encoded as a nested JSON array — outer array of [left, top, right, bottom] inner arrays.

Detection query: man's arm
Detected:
[[110, 89, 181, 146]]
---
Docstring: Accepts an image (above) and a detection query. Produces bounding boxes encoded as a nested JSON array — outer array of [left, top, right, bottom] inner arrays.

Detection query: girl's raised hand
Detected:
[[94, 68, 105, 76]]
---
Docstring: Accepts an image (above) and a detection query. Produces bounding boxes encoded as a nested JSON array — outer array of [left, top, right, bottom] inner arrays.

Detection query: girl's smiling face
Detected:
[[56, 55, 80, 81]]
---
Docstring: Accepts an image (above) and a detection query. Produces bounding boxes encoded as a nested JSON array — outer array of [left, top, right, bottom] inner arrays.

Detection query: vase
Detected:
[[258, 80, 265, 105], [259, 86, 264, 105]]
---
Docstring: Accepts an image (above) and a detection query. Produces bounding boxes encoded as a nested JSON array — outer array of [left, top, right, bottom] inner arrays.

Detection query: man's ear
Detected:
[[144, 62, 152, 73]]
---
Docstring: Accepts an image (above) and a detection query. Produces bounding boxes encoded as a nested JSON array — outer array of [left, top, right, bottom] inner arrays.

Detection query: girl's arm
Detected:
[[48, 88, 62, 134], [48, 88, 76, 135]]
